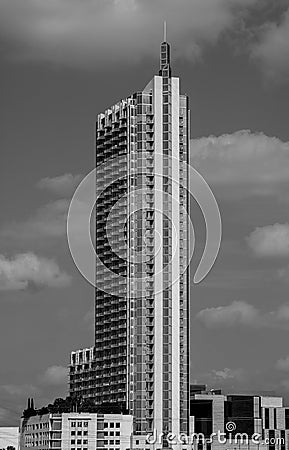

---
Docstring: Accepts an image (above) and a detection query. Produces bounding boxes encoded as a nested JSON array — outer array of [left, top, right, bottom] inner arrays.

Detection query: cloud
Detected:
[[246, 223, 289, 257], [191, 131, 289, 198], [0, 0, 259, 66], [196, 300, 258, 328], [212, 367, 247, 382], [276, 356, 289, 371], [1, 199, 69, 241], [251, 7, 289, 82], [42, 365, 68, 386], [0, 253, 71, 291], [194, 366, 254, 391], [1, 173, 89, 243], [37, 174, 83, 197], [196, 300, 289, 330]]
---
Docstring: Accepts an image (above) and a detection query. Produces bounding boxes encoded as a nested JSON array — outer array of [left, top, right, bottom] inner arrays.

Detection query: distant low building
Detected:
[[20, 412, 133, 450], [0, 427, 19, 450], [190, 391, 289, 450]]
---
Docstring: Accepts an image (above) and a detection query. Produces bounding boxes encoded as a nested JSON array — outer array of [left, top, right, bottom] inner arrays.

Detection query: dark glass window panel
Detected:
[[265, 408, 270, 429], [269, 430, 275, 450]]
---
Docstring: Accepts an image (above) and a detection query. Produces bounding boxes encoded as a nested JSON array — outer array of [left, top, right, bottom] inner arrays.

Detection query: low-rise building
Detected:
[[0, 427, 19, 450], [20, 412, 133, 450], [19, 391, 289, 450], [190, 391, 289, 450]]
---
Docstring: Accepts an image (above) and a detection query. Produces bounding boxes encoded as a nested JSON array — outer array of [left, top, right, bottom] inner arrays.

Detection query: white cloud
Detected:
[[276, 356, 289, 371], [251, 8, 289, 82], [212, 367, 246, 382], [196, 300, 258, 328], [0, 253, 71, 291], [0, 0, 258, 66], [195, 366, 253, 391], [37, 174, 83, 197], [42, 365, 68, 386], [246, 223, 289, 257], [191, 131, 289, 198], [1, 199, 69, 240], [196, 300, 289, 330]]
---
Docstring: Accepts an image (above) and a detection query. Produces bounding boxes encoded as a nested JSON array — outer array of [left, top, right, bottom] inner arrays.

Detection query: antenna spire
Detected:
[[164, 21, 167, 42]]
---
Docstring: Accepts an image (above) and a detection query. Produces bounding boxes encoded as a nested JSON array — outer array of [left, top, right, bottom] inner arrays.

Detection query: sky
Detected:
[[1, 0, 289, 426]]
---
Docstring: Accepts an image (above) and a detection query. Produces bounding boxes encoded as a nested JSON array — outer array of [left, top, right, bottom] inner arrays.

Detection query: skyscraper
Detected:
[[69, 37, 190, 439]]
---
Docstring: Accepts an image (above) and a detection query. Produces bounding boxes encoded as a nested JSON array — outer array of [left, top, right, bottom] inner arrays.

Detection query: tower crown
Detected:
[[159, 21, 171, 77]]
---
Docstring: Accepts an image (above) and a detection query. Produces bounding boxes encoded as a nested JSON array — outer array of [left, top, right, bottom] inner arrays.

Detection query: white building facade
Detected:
[[0, 427, 19, 450], [20, 413, 133, 450]]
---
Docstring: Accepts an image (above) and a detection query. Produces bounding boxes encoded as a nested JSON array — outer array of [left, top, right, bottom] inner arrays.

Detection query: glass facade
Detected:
[[225, 395, 255, 437]]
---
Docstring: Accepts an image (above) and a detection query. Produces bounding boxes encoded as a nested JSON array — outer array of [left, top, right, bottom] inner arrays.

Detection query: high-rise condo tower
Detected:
[[70, 37, 190, 439]]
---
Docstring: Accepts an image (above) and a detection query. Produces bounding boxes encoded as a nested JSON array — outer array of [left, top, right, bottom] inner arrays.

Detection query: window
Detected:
[[71, 431, 75, 436], [110, 423, 114, 428], [77, 431, 82, 436], [163, 104, 169, 114], [83, 431, 88, 436], [281, 430, 285, 450], [104, 423, 108, 428], [269, 430, 275, 450], [77, 422, 82, 427], [71, 440, 75, 445], [285, 409, 289, 429], [109, 431, 114, 436], [84, 422, 88, 427], [109, 440, 114, 444], [77, 440, 81, 445], [83, 440, 87, 445], [71, 422, 76, 428], [265, 408, 270, 429]]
